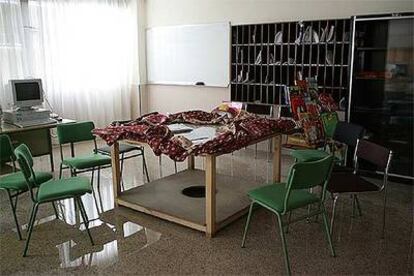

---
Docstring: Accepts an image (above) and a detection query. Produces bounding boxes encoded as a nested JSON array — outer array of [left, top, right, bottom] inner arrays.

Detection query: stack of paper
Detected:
[[168, 124, 193, 134], [181, 126, 217, 144]]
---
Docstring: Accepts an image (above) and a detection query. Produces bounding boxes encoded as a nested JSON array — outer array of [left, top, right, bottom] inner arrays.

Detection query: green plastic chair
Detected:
[[57, 121, 111, 211], [290, 112, 339, 163], [14, 144, 94, 257], [0, 135, 54, 240], [0, 134, 17, 170], [241, 155, 336, 276]]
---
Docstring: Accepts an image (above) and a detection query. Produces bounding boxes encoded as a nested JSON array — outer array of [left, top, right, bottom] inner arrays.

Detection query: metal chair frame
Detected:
[[329, 139, 393, 238], [96, 144, 150, 191]]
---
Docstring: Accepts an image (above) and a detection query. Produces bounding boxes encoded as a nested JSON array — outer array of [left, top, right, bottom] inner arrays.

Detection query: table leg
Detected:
[[272, 135, 282, 182], [47, 129, 54, 172], [187, 155, 195, 170], [111, 141, 121, 207], [205, 154, 216, 237]]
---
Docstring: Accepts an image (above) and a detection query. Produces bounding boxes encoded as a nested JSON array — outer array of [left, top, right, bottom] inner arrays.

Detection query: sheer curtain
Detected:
[[1, 0, 139, 127], [36, 0, 139, 126], [0, 0, 28, 109]]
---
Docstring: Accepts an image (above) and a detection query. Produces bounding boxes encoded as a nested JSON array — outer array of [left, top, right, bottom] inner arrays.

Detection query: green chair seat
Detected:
[[248, 183, 320, 213], [62, 154, 111, 170], [0, 171, 53, 191], [291, 149, 330, 162], [37, 177, 92, 203]]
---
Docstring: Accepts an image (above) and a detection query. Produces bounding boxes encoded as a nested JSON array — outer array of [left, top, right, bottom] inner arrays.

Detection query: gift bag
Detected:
[[320, 112, 338, 139], [302, 117, 325, 146]]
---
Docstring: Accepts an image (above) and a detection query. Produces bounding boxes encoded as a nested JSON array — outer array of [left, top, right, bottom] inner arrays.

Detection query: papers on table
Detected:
[[167, 123, 193, 134], [180, 126, 217, 145], [168, 124, 218, 145]]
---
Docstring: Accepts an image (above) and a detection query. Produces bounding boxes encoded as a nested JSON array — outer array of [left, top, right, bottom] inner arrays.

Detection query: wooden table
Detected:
[[0, 119, 75, 172], [110, 133, 282, 237]]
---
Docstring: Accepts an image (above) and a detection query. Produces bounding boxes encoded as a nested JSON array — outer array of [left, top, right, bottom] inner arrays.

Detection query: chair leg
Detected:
[[174, 161, 178, 174], [23, 203, 39, 257], [330, 194, 339, 236], [7, 191, 22, 240], [53, 200, 64, 221], [355, 194, 362, 217], [321, 205, 336, 257], [97, 168, 104, 212], [382, 191, 388, 239], [307, 188, 313, 223], [285, 211, 292, 234], [275, 212, 291, 276], [351, 194, 356, 217], [90, 169, 100, 214], [76, 197, 89, 227], [76, 197, 94, 246], [142, 153, 150, 183], [241, 201, 255, 248], [59, 163, 63, 179], [97, 168, 102, 195], [71, 168, 77, 177], [51, 202, 59, 220]]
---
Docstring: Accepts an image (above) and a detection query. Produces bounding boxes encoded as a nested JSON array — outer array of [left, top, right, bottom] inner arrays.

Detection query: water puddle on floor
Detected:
[[14, 215, 161, 269], [56, 239, 119, 268], [56, 220, 161, 269]]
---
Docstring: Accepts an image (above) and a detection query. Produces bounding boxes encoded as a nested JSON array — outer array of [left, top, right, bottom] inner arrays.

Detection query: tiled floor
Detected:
[[0, 140, 413, 275]]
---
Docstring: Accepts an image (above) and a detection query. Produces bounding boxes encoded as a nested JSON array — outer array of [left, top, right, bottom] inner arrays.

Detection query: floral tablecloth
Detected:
[[93, 109, 296, 161]]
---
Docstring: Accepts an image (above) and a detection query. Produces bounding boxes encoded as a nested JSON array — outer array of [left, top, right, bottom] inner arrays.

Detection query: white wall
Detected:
[[143, 0, 414, 114]]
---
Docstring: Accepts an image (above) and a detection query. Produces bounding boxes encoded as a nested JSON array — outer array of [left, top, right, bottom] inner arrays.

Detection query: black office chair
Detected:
[[291, 121, 365, 169], [331, 121, 365, 168], [96, 143, 150, 190], [328, 139, 393, 237]]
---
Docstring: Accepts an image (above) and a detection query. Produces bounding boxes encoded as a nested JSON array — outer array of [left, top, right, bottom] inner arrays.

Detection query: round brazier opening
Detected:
[[182, 186, 206, 198]]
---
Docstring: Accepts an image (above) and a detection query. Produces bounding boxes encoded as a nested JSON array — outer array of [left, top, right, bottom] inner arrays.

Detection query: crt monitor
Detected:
[[10, 79, 44, 109]]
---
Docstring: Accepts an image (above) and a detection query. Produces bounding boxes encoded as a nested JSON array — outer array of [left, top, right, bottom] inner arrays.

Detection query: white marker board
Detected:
[[146, 22, 230, 87]]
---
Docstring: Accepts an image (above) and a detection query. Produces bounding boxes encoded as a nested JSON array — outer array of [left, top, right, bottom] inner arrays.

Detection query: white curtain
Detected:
[[0, 0, 28, 109], [1, 0, 139, 127]]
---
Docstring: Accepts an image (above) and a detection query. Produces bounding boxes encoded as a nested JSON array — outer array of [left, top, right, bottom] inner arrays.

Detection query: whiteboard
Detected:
[[146, 22, 230, 87]]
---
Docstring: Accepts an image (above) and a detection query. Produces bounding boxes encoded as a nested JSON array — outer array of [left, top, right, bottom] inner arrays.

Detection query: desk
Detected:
[[0, 119, 75, 172], [110, 133, 282, 238]]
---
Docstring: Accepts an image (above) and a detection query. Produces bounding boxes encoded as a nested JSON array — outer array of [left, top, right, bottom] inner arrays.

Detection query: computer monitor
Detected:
[[10, 79, 44, 109]]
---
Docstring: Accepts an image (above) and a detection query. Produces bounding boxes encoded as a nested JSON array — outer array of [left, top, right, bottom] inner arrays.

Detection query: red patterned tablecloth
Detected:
[[93, 110, 296, 161]]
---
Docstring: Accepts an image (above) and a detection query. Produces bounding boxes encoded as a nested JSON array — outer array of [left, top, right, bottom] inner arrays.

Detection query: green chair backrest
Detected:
[[284, 155, 334, 212], [0, 134, 15, 163], [16, 141, 34, 167], [57, 121, 96, 145], [14, 144, 37, 193], [320, 112, 338, 139]]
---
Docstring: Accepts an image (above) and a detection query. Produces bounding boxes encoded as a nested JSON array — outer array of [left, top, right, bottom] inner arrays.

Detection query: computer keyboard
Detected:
[[14, 118, 57, 128]]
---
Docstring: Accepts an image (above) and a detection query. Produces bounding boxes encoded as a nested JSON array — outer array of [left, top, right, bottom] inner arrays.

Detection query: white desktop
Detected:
[[2, 79, 56, 128]]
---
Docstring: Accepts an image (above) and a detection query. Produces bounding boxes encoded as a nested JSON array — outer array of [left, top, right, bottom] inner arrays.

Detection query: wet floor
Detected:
[[0, 140, 413, 275]]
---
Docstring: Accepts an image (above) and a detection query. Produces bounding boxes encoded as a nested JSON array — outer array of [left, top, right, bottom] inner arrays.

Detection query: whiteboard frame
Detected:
[[145, 22, 231, 88]]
